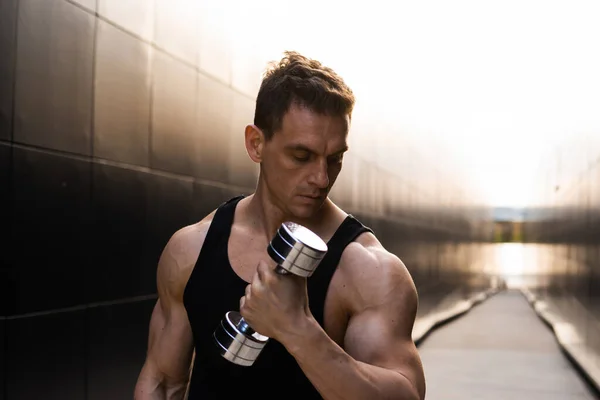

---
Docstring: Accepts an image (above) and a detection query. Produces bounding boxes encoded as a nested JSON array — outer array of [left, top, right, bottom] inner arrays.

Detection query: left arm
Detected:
[[284, 251, 425, 400], [241, 246, 425, 400]]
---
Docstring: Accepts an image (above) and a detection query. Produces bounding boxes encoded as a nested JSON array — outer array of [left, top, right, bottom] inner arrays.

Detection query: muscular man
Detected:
[[134, 51, 426, 400]]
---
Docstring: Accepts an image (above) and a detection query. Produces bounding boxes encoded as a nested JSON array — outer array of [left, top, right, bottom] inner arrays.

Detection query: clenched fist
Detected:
[[239, 260, 312, 343]]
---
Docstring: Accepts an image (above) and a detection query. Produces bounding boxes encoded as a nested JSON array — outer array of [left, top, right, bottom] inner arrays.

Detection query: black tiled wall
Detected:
[[0, 0, 18, 142]]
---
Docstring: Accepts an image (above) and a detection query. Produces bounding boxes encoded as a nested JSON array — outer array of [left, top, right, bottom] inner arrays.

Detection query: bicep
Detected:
[[343, 288, 425, 398]]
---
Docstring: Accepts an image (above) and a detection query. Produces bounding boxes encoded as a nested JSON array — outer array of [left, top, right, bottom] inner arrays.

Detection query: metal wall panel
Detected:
[[0, 318, 4, 400], [98, 0, 154, 42], [0, 0, 18, 141], [10, 147, 91, 314], [193, 73, 233, 182], [6, 311, 86, 400], [154, 0, 199, 66], [13, 0, 95, 155], [522, 133, 600, 386], [94, 19, 151, 166], [88, 163, 151, 303], [86, 300, 155, 400], [151, 51, 197, 176]]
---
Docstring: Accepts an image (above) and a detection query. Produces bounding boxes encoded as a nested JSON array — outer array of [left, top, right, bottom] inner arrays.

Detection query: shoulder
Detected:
[[336, 232, 418, 315], [156, 210, 217, 300]]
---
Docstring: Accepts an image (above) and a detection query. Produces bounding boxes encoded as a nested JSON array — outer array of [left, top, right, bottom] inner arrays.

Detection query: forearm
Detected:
[[134, 368, 188, 400], [283, 318, 420, 400]]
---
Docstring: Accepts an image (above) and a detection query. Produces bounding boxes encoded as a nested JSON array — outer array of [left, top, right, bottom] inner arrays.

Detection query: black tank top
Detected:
[[183, 196, 373, 399]]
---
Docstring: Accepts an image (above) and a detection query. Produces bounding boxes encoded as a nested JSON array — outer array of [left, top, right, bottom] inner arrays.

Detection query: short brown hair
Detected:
[[254, 51, 355, 140]]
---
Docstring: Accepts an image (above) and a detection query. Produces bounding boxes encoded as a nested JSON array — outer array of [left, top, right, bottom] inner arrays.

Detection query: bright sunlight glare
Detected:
[[227, 0, 600, 208]]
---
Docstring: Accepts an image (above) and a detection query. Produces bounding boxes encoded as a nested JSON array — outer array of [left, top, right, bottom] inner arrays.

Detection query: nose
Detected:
[[309, 160, 329, 189]]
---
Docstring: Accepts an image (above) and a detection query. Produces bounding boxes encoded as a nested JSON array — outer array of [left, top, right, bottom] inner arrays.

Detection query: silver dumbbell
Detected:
[[213, 221, 328, 366]]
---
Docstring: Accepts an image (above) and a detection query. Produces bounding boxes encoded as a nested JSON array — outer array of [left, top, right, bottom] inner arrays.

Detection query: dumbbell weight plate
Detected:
[[267, 222, 328, 277], [213, 311, 269, 367]]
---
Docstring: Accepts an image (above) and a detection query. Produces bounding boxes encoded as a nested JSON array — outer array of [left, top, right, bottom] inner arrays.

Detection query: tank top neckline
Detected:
[[220, 196, 354, 285]]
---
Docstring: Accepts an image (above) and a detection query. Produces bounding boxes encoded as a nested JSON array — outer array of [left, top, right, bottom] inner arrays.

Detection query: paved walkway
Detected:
[[418, 290, 598, 400]]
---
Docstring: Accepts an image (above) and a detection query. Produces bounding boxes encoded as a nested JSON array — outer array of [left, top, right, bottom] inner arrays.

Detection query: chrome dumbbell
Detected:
[[213, 221, 328, 366]]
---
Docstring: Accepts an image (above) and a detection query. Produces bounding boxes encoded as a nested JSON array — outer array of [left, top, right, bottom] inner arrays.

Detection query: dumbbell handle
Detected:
[[236, 265, 290, 336]]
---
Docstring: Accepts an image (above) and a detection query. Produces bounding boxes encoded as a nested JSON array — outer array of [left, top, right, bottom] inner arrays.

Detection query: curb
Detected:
[[521, 288, 600, 396], [413, 287, 499, 346]]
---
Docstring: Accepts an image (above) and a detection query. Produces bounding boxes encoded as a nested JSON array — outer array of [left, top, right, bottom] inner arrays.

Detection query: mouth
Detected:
[[300, 195, 322, 201]]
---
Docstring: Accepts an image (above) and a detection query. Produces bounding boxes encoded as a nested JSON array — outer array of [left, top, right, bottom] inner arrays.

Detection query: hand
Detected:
[[239, 260, 312, 343]]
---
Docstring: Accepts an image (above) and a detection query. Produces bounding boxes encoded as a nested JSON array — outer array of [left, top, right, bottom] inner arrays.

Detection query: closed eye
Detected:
[[329, 154, 344, 164], [292, 152, 311, 162]]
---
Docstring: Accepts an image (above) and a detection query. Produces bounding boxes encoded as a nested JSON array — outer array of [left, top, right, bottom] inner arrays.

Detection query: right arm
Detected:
[[134, 220, 212, 399]]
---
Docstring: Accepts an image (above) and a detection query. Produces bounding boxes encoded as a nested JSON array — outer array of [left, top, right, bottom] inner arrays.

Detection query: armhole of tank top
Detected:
[[183, 196, 244, 304], [308, 216, 373, 326]]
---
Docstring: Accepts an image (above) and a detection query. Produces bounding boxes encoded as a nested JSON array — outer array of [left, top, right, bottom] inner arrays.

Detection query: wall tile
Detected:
[[0, 143, 12, 317], [144, 172, 194, 294], [14, 0, 94, 155], [154, 0, 199, 66], [89, 163, 149, 302], [151, 51, 196, 176], [193, 75, 233, 182], [0, 0, 18, 141], [227, 93, 258, 188], [197, 4, 231, 84], [0, 318, 4, 400], [98, 0, 154, 42], [71, 0, 96, 12], [11, 147, 91, 314], [87, 300, 156, 400], [94, 19, 151, 166], [6, 311, 86, 399]]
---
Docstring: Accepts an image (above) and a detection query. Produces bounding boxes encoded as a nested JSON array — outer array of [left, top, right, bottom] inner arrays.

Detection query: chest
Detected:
[[227, 234, 349, 347]]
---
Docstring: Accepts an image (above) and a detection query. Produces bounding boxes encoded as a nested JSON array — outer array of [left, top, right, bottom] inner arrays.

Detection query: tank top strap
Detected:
[[308, 215, 374, 326], [184, 195, 245, 305], [200, 195, 245, 252]]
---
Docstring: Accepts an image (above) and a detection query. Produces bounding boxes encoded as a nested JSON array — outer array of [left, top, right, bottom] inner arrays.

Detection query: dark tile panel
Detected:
[[0, 143, 12, 317], [0, 319, 4, 400], [6, 311, 86, 400], [87, 299, 156, 400], [193, 74, 233, 182], [94, 19, 151, 167], [227, 94, 258, 188], [144, 172, 194, 294], [11, 147, 91, 314], [151, 51, 197, 176], [14, 0, 94, 155], [89, 163, 150, 302], [191, 183, 246, 223], [0, 0, 18, 141]]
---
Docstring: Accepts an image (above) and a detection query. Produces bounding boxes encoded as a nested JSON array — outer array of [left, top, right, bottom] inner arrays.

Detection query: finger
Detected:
[[251, 267, 263, 293], [245, 284, 251, 298], [239, 296, 245, 310], [256, 260, 271, 282]]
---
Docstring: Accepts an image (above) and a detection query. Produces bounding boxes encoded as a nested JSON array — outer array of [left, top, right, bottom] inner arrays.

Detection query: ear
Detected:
[[245, 124, 265, 163]]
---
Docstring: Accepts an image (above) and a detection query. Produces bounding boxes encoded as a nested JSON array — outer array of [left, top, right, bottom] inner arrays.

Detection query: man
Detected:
[[134, 51, 426, 400]]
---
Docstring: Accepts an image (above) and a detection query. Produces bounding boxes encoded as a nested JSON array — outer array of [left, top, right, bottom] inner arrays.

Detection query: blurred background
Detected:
[[0, 0, 598, 399]]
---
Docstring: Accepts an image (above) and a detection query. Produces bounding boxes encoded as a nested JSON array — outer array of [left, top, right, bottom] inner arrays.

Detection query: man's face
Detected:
[[260, 104, 349, 219]]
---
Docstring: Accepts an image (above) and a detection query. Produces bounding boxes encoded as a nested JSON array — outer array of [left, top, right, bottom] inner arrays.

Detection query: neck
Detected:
[[247, 181, 329, 241]]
